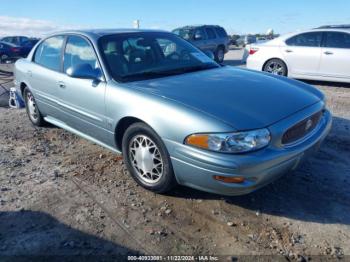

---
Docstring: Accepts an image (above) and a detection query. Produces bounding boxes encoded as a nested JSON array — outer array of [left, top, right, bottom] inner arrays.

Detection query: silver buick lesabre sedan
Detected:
[[14, 29, 332, 195]]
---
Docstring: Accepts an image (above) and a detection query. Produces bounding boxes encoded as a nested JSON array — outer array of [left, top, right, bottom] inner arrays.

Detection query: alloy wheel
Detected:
[[129, 135, 164, 184], [265, 61, 285, 75]]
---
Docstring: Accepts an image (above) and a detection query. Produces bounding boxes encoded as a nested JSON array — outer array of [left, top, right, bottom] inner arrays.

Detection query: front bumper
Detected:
[[164, 104, 332, 196]]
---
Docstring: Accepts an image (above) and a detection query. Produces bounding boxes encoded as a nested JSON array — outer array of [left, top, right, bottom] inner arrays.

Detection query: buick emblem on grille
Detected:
[[305, 119, 313, 131]]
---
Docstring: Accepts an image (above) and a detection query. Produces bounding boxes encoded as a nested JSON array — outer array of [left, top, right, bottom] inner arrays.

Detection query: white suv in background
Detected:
[[246, 25, 350, 83]]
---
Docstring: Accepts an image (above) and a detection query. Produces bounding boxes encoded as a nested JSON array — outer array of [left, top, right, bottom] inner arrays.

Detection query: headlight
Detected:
[[185, 128, 271, 153]]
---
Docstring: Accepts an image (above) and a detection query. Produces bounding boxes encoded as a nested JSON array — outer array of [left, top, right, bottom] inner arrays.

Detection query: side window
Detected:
[[2, 37, 12, 44], [19, 37, 29, 44], [205, 28, 217, 39], [324, 32, 350, 49], [215, 27, 227, 38], [34, 36, 64, 71], [286, 32, 322, 47], [63, 35, 99, 74]]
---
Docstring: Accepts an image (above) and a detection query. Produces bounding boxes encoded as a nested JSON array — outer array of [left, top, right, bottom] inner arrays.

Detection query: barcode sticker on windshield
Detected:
[[191, 52, 213, 63]]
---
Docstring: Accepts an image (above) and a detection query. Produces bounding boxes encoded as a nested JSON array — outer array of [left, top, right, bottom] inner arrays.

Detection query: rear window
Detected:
[[286, 32, 322, 47], [215, 27, 228, 38]]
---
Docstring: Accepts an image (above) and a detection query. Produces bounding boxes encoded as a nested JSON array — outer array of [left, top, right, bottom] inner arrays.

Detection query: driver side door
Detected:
[[58, 35, 110, 144]]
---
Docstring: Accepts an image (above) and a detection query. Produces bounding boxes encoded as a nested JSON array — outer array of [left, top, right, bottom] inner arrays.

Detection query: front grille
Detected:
[[282, 111, 323, 145]]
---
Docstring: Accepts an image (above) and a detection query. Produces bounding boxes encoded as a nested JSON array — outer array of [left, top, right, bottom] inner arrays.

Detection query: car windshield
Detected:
[[98, 32, 219, 82], [172, 28, 193, 40]]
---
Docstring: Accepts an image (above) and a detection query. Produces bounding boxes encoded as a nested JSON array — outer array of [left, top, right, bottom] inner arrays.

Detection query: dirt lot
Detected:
[[1, 52, 350, 260]]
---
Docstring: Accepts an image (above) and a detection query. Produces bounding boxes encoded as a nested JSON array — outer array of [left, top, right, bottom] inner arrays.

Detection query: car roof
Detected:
[[174, 25, 223, 30], [315, 24, 350, 30], [277, 28, 350, 41], [48, 28, 170, 40]]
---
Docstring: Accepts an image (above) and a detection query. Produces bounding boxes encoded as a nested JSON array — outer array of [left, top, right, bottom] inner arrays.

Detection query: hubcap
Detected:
[[129, 135, 163, 184], [266, 62, 284, 75], [26, 92, 38, 121]]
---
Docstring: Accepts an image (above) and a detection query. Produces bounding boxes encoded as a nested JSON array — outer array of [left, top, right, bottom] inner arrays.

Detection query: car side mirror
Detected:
[[204, 50, 215, 60], [194, 34, 203, 41], [67, 63, 102, 80]]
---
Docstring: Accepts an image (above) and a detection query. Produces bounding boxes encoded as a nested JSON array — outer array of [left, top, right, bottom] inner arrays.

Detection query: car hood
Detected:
[[128, 67, 322, 130]]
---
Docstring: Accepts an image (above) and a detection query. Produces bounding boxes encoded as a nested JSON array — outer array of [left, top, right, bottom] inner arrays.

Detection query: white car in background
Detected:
[[246, 25, 350, 83]]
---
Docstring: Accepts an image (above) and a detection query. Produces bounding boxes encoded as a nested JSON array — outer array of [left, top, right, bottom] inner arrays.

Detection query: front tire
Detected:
[[215, 46, 225, 63], [263, 59, 288, 76], [122, 122, 177, 193], [24, 87, 45, 126]]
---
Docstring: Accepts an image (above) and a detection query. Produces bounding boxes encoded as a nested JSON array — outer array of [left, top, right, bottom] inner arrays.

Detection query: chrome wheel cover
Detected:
[[26, 92, 38, 121], [129, 135, 163, 184], [266, 61, 284, 75]]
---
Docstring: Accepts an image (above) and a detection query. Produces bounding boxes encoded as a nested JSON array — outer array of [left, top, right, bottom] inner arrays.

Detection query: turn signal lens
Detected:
[[185, 134, 209, 149], [213, 175, 245, 183]]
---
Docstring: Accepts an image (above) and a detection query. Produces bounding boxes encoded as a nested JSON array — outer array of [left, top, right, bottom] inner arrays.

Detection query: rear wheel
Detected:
[[24, 87, 45, 126], [122, 122, 177, 193], [263, 59, 288, 76], [0, 54, 9, 63]]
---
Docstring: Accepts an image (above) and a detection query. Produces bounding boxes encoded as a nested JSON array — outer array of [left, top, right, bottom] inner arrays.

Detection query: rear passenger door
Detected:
[[204, 27, 218, 52], [30, 35, 66, 118], [319, 31, 350, 79], [59, 35, 109, 144], [282, 32, 322, 76]]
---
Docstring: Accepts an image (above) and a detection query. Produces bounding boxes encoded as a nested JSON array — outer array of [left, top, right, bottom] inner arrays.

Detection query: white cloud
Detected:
[[0, 16, 80, 38]]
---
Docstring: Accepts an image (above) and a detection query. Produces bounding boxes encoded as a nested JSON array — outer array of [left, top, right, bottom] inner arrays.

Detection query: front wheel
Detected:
[[263, 59, 288, 76], [122, 122, 177, 193]]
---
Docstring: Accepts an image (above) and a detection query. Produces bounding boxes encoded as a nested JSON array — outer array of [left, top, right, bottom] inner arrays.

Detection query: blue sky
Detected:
[[1, 0, 350, 36]]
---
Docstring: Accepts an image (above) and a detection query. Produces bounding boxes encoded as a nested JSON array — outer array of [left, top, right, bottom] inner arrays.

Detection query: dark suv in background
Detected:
[[172, 25, 230, 62]]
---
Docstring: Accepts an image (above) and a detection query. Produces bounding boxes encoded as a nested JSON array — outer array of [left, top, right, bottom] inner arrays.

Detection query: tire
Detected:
[[122, 122, 177, 193], [1, 54, 9, 63], [215, 46, 225, 63], [263, 59, 288, 76], [24, 87, 45, 126]]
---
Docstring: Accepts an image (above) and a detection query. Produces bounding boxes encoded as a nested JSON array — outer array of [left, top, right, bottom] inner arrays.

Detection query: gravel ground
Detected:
[[0, 53, 350, 260]]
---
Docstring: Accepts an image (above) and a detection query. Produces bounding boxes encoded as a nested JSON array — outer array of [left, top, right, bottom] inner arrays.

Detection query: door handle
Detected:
[[58, 81, 66, 88], [324, 51, 333, 55], [285, 49, 293, 53]]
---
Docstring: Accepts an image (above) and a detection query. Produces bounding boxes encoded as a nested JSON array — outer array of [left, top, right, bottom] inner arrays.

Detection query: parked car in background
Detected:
[[236, 35, 257, 47], [1, 36, 39, 57], [172, 25, 230, 62], [15, 29, 331, 196], [229, 34, 241, 47], [0, 41, 23, 63], [247, 25, 350, 83]]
